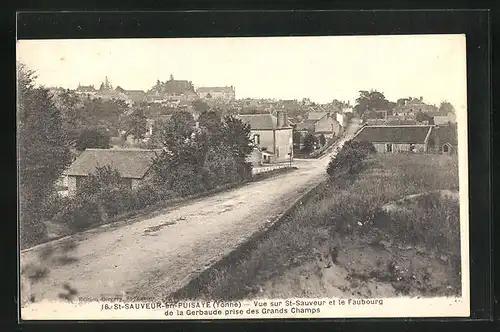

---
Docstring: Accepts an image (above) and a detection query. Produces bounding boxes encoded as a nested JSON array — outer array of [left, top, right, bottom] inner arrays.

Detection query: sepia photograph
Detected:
[[17, 34, 469, 320]]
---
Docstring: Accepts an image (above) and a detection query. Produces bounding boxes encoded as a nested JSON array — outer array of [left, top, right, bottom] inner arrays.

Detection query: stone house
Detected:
[[353, 125, 433, 153], [238, 111, 294, 164], [295, 112, 343, 138], [65, 148, 158, 196]]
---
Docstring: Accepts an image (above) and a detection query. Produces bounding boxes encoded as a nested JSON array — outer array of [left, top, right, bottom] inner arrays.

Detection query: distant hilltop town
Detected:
[[48, 74, 237, 107]]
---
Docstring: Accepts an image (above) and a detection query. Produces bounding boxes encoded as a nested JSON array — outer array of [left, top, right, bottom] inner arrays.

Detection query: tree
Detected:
[[192, 99, 210, 114], [415, 111, 434, 125], [293, 130, 302, 149], [354, 90, 393, 118], [123, 108, 147, 140], [439, 101, 455, 114], [318, 133, 326, 146], [222, 115, 253, 161], [57, 89, 82, 130], [158, 111, 197, 154], [327, 139, 375, 178], [302, 133, 318, 152], [75, 127, 111, 151], [77, 165, 124, 198], [18, 62, 71, 247]]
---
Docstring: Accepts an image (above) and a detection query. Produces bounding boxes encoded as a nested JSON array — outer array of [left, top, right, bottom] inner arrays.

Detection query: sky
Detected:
[[16, 35, 467, 109]]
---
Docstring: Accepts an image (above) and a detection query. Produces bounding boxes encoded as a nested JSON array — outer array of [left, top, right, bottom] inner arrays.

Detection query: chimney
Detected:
[[277, 110, 287, 128], [420, 96, 423, 101]]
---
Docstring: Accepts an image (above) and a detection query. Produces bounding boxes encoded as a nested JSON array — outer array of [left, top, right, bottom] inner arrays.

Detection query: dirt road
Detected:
[[20, 120, 360, 311]]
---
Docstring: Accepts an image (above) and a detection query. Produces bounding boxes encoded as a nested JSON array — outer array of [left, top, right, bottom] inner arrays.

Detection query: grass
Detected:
[[174, 153, 461, 300]]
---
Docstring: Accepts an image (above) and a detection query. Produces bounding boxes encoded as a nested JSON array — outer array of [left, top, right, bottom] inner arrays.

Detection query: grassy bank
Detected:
[[174, 153, 461, 300]]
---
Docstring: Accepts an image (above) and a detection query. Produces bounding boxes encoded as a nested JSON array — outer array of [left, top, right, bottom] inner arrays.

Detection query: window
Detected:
[[443, 144, 449, 153], [386, 143, 393, 152], [409, 144, 415, 152], [253, 134, 260, 145]]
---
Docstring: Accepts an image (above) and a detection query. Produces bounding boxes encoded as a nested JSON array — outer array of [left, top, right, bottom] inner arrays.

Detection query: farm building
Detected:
[[65, 148, 159, 196], [353, 125, 433, 153]]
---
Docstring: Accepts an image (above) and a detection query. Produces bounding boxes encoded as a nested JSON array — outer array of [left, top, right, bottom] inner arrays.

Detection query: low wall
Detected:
[[252, 164, 292, 175]]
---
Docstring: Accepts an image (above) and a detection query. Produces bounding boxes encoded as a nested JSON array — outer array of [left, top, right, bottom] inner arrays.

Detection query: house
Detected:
[[394, 97, 438, 116], [353, 125, 433, 153], [115, 86, 146, 105], [65, 148, 158, 196], [238, 111, 293, 164], [296, 112, 343, 138], [196, 86, 235, 101], [428, 124, 458, 155], [74, 84, 97, 97]]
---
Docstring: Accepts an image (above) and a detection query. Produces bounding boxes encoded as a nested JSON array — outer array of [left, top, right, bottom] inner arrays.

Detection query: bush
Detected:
[[327, 139, 375, 178], [98, 187, 137, 219], [53, 196, 102, 232], [134, 184, 161, 209]]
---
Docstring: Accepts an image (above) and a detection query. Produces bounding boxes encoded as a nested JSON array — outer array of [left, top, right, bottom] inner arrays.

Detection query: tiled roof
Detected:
[[238, 114, 277, 130], [65, 149, 159, 179], [354, 125, 432, 144], [306, 112, 329, 121]]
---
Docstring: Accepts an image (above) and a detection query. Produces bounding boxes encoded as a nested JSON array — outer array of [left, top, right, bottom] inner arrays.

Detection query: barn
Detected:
[[353, 125, 433, 153]]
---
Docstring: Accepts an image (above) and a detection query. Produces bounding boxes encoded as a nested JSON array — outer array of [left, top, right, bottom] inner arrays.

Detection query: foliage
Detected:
[[192, 99, 210, 114], [416, 111, 434, 124], [354, 90, 395, 117], [293, 130, 302, 148], [123, 108, 148, 140], [18, 62, 71, 248], [76, 165, 126, 198], [326, 139, 375, 178], [302, 133, 318, 152], [151, 113, 253, 196], [74, 127, 111, 151], [52, 195, 102, 231], [439, 101, 455, 114], [318, 134, 326, 146]]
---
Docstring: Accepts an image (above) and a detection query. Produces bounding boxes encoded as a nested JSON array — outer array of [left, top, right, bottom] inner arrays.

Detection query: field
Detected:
[[176, 153, 461, 300]]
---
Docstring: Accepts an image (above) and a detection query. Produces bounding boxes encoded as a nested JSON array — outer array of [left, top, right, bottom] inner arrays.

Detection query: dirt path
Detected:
[[20, 120, 360, 311]]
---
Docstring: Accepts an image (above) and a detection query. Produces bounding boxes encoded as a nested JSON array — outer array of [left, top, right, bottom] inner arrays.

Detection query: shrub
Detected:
[[53, 196, 102, 232], [97, 187, 137, 219], [134, 184, 162, 209], [327, 139, 375, 178]]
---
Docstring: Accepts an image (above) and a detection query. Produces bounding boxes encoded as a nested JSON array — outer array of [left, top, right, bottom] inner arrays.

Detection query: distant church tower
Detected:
[[170, 74, 174, 81]]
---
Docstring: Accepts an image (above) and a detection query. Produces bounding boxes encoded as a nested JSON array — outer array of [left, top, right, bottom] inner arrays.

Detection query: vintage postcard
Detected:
[[17, 34, 469, 320]]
